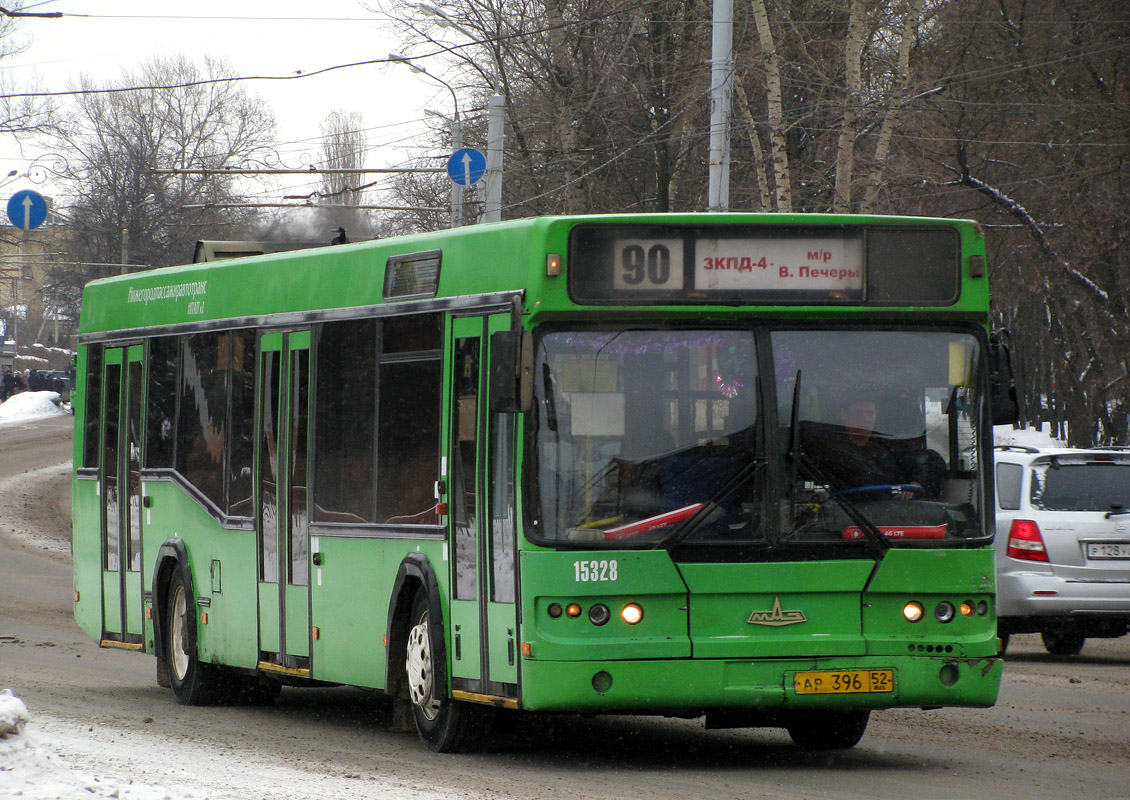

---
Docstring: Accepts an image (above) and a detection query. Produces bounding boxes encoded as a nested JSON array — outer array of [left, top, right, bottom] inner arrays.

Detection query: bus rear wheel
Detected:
[[786, 710, 870, 750], [165, 566, 224, 705], [405, 591, 490, 752]]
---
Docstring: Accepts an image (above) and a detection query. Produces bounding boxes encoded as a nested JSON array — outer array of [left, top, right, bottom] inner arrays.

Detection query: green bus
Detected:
[[73, 213, 1013, 752]]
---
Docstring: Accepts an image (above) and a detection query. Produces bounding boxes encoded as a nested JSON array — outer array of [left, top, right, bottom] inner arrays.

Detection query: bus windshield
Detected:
[[529, 327, 987, 550]]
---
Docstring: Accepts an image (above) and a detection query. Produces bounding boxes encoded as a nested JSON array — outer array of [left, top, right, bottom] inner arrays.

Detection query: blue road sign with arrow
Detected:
[[447, 148, 486, 187], [7, 190, 48, 230]]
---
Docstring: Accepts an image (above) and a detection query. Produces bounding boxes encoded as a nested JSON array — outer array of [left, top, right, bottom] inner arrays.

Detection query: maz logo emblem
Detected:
[[747, 597, 808, 626]]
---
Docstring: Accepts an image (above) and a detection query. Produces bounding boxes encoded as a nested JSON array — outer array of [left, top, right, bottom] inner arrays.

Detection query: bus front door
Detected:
[[100, 344, 144, 648], [447, 313, 519, 702], [256, 331, 313, 675]]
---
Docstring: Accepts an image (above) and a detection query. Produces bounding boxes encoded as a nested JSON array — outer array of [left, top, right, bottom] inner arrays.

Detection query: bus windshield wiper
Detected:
[[791, 448, 890, 556], [656, 456, 766, 549]]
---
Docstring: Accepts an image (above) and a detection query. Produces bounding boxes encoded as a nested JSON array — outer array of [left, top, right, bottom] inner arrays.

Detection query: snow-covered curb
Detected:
[[993, 425, 1065, 449], [0, 391, 68, 424], [0, 690, 482, 800]]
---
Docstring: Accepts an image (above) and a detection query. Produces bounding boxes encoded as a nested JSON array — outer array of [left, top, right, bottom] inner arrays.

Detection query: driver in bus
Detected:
[[801, 393, 945, 501]]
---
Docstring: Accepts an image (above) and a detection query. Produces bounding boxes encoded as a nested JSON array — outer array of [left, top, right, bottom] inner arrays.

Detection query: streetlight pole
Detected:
[[390, 53, 465, 228], [428, 109, 464, 227], [410, 3, 505, 223]]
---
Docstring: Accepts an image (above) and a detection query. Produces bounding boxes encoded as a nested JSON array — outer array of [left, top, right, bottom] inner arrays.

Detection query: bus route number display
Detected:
[[607, 234, 864, 296], [612, 238, 685, 291]]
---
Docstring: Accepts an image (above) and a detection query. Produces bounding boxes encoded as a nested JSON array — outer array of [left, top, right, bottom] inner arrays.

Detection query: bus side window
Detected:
[[176, 332, 229, 512], [375, 314, 443, 525], [313, 319, 377, 524], [145, 336, 178, 470], [81, 345, 103, 470]]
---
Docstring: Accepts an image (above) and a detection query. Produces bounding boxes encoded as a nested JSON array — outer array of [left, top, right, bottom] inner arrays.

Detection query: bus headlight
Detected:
[[903, 601, 924, 622], [935, 601, 956, 623], [621, 603, 644, 625]]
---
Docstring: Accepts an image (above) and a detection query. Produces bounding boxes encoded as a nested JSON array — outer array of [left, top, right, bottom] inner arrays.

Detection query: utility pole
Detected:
[[410, 3, 506, 224], [450, 116, 465, 227], [483, 92, 505, 223], [707, 0, 734, 211]]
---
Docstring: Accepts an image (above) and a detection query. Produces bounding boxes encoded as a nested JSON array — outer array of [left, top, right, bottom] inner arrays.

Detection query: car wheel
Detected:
[[1042, 630, 1085, 656], [786, 710, 870, 750]]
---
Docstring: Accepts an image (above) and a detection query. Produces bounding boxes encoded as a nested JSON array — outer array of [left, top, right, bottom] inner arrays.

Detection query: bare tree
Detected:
[[901, 0, 1130, 445], [319, 110, 368, 206], [45, 54, 276, 328], [0, 4, 56, 142], [750, 0, 793, 211]]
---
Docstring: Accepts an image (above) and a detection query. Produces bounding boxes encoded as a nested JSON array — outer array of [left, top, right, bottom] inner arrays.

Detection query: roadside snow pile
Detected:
[[994, 425, 1066, 449], [0, 691, 192, 799], [0, 391, 66, 424], [0, 688, 29, 737]]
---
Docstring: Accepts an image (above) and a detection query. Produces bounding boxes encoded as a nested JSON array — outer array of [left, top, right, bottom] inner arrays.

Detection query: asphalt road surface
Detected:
[[2, 414, 1128, 799]]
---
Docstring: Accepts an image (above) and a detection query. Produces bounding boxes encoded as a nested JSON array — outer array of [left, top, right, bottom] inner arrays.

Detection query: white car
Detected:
[[994, 445, 1130, 655]]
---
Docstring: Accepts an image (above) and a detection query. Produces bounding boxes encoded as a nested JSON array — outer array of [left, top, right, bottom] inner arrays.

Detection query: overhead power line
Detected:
[[181, 203, 447, 212], [151, 167, 443, 176]]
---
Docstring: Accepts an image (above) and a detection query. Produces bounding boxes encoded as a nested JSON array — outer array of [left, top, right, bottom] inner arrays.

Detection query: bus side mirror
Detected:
[[989, 332, 1019, 426], [490, 330, 533, 414]]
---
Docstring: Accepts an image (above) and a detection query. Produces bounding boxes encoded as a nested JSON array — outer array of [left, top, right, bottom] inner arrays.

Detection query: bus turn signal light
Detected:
[[565, 603, 582, 618], [621, 603, 644, 625]]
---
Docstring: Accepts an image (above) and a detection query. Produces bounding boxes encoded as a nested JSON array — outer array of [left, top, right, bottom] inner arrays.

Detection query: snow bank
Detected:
[[0, 691, 482, 800], [0, 688, 29, 737], [994, 425, 1066, 449], [0, 689, 234, 799], [0, 391, 67, 424]]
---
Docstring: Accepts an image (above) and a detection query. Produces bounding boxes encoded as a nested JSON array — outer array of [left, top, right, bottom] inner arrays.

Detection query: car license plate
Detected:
[[1085, 542, 1130, 559], [794, 669, 894, 695]]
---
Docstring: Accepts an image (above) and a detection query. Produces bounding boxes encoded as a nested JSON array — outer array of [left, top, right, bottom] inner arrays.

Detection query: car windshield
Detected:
[[528, 327, 989, 550], [1031, 460, 1130, 511]]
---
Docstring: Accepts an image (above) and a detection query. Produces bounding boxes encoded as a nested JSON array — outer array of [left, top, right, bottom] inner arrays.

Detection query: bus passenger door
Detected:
[[447, 313, 519, 700], [100, 344, 145, 647], [256, 331, 313, 675]]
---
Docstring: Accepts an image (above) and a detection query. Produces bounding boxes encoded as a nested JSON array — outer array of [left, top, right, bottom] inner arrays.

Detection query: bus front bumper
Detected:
[[517, 654, 1002, 713]]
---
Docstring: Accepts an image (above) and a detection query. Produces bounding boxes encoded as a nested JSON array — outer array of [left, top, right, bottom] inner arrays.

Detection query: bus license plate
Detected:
[[794, 669, 894, 695]]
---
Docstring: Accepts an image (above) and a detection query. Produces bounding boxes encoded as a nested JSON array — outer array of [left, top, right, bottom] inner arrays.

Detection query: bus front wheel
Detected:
[[405, 591, 489, 752], [786, 710, 870, 749], [165, 566, 223, 705]]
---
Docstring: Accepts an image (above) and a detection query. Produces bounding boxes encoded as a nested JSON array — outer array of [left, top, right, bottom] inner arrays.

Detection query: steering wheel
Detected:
[[834, 483, 925, 498]]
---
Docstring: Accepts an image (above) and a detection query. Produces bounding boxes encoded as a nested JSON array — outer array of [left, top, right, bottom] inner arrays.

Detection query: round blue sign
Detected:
[[7, 190, 48, 230], [446, 148, 487, 187]]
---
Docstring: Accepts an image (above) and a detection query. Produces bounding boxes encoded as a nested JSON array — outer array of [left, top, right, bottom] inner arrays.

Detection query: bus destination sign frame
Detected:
[[569, 223, 960, 306]]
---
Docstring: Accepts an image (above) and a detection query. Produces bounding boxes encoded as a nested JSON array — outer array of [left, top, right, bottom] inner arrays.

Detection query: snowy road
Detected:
[[2, 411, 1130, 799]]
